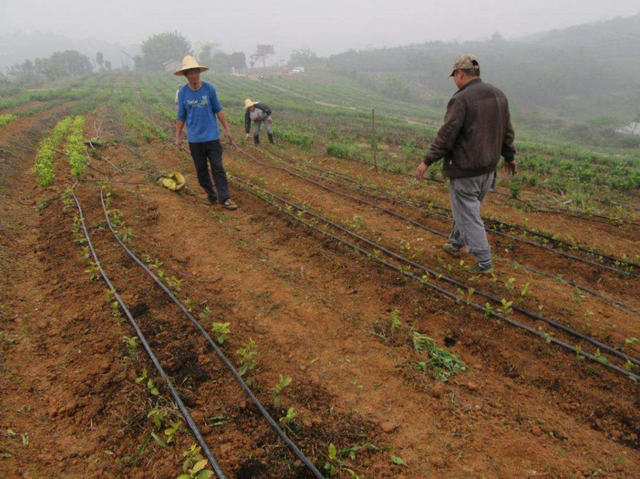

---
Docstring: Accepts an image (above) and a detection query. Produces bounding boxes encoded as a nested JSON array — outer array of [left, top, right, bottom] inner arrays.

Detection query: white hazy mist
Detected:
[[1, 0, 639, 60]]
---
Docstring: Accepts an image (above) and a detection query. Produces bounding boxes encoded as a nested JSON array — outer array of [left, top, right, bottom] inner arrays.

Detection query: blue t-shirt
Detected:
[[176, 82, 223, 143]]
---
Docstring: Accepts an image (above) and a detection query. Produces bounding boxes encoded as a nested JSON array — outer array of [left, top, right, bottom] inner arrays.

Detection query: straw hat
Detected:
[[244, 98, 259, 109], [174, 55, 209, 76]]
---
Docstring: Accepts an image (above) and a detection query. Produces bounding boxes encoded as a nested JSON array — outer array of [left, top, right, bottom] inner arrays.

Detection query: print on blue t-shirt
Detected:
[[176, 82, 223, 143]]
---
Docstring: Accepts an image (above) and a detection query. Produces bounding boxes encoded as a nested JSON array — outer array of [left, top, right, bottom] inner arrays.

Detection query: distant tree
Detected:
[[229, 52, 247, 71], [198, 42, 220, 68], [141, 31, 192, 71], [133, 55, 144, 71], [211, 52, 231, 72], [7, 51, 91, 81], [251, 44, 275, 69], [289, 48, 319, 67], [49, 51, 93, 76], [96, 52, 104, 69], [491, 32, 503, 42], [105, 61, 112, 71], [249, 60, 255, 69]]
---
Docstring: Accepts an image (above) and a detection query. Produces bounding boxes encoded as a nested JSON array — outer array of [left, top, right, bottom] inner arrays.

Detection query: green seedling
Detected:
[[520, 282, 531, 297], [112, 301, 122, 319], [324, 443, 370, 478], [505, 277, 516, 291], [85, 262, 100, 281], [177, 445, 214, 479], [237, 338, 258, 385], [500, 299, 513, 316], [147, 408, 169, 430], [484, 302, 494, 320], [466, 287, 475, 305], [166, 276, 182, 292], [136, 369, 160, 395], [390, 310, 402, 330], [594, 348, 609, 365], [390, 454, 407, 466], [120, 227, 135, 243], [0, 332, 16, 345], [272, 374, 292, 405], [211, 322, 231, 345], [123, 336, 138, 358], [164, 420, 184, 445], [279, 407, 297, 425]]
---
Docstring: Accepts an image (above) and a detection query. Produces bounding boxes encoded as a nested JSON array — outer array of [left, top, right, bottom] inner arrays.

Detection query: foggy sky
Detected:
[[1, 0, 639, 61]]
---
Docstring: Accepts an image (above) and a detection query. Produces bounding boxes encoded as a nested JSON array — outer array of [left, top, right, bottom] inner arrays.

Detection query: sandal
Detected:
[[222, 199, 238, 210]]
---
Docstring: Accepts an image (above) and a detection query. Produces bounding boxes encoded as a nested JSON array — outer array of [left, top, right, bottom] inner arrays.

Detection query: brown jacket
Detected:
[[425, 78, 516, 178]]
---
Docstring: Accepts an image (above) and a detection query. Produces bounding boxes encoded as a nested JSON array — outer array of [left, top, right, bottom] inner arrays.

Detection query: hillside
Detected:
[[324, 13, 640, 122]]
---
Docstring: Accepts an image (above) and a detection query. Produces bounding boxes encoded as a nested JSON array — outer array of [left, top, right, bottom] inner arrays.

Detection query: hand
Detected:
[[245, 133, 250, 140], [175, 137, 183, 149], [415, 162, 429, 180], [225, 130, 234, 145], [504, 160, 518, 176]]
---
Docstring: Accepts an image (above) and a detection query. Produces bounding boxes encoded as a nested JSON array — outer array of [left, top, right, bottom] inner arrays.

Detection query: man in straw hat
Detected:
[[415, 54, 517, 273], [244, 99, 274, 145], [175, 55, 238, 210]]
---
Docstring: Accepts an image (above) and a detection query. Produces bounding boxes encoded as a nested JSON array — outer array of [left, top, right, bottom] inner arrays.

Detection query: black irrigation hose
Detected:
[[71, 187, 227, 479], [242, 148, 640, 313], [502, 261, 640, 315], [262, 147, 640, 273], [237, 146, 640, 280], [229, 170, 640, 370], [231, 176, 640, 382], [130, 112, 639, 314], [313, 146, 640, 225], [99, 188, 326, 479]]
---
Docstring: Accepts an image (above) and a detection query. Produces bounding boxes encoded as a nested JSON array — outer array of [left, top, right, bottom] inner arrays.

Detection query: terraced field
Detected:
[[0, 72, 639, 479]]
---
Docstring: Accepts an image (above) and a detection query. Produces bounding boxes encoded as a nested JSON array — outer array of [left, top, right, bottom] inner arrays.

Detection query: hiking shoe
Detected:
[[442, 243, 463, 258], [204, 196, 218, 205], [467, 263, 494, 274], [222, 199, 238, 210]]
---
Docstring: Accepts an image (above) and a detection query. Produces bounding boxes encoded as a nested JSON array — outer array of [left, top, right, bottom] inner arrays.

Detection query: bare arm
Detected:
[[216, 111, 234, 144], [175, 120, 185, 148]]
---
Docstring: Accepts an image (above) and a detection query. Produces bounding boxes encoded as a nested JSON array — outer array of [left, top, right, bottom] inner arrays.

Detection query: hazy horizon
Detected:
[[1, 0, 639, 62]]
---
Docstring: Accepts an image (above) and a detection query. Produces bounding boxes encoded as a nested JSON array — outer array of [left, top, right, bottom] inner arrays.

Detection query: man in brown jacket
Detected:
[[416, 54, 517, 273]]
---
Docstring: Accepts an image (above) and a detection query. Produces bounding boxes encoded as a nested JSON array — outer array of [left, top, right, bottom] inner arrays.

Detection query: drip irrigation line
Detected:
[[129, 104, 640, 311], [263, 147, 640, 272], [71, 186, 227, 479], [282, 143, 638, 226], [500, 260, 640, 314], [99, 188, 326, 479], [236, 146, 640, 279], [231, 176, 640, 382], [229, 173, 640, 370], [239, 147, 640, 312]]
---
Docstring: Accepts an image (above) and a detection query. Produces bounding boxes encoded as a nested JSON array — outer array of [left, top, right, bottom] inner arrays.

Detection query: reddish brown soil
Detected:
[[1, 105, 639, 479]]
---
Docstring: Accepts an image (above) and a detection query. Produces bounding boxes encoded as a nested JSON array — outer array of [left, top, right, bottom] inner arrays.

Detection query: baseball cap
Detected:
[[450, 54, 480, 77]]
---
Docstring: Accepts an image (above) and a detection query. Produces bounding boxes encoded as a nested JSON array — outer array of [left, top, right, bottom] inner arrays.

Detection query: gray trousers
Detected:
[[449, 172, 493, 264], [253, 117, 273, 136]]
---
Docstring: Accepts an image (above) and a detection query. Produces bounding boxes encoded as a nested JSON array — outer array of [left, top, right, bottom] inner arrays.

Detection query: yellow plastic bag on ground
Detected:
[[159, 172, 186, 191]]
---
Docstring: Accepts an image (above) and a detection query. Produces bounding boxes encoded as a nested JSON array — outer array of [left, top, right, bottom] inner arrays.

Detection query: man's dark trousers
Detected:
[[188, 140, 230, 203]]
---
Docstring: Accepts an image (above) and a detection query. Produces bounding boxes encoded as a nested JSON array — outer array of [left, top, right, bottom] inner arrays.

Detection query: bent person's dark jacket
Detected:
[[244, 103, 272, 133], [424, 79, 516, 178]]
